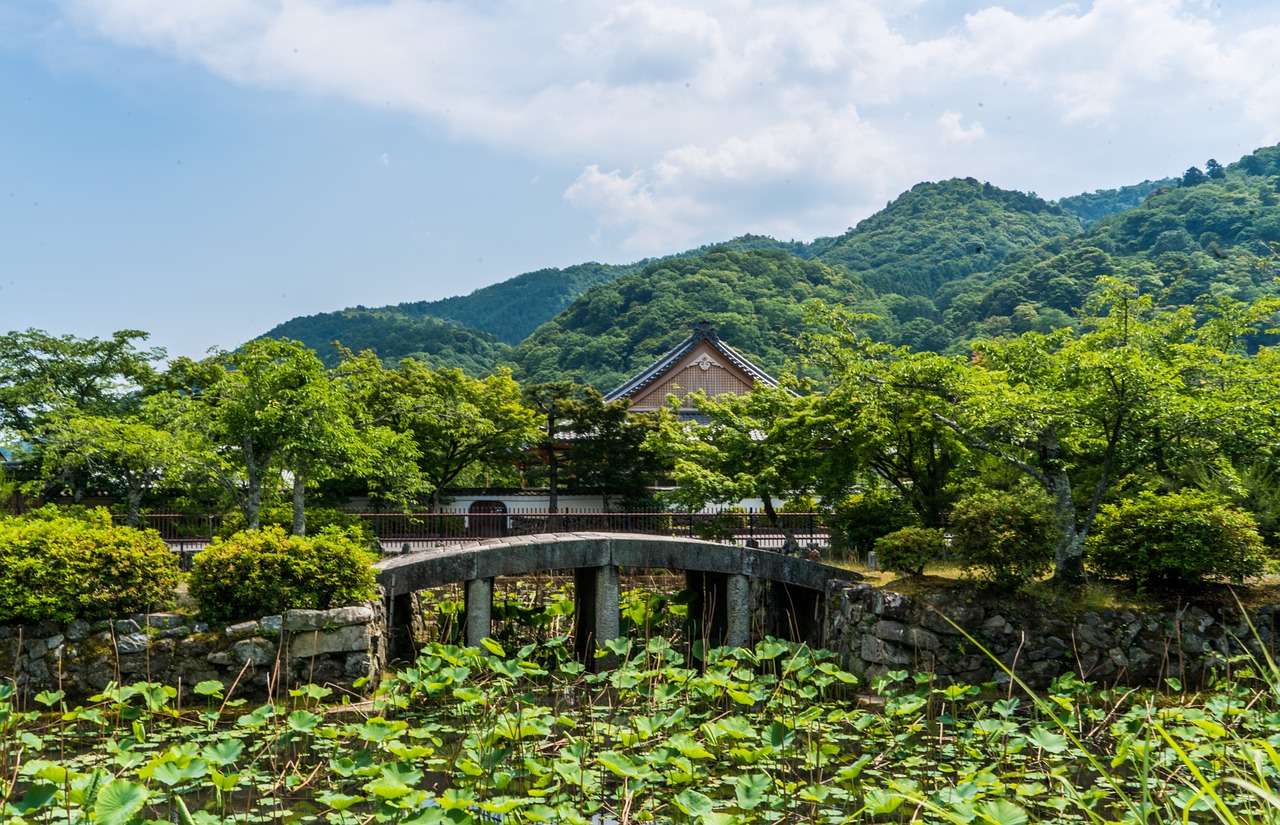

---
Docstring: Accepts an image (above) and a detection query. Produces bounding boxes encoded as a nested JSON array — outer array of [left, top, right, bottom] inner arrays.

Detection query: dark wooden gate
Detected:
[[467, 501, 508, 538]]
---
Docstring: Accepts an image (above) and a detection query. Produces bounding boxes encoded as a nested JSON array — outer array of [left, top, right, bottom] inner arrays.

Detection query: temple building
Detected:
[[605, 321, 779, 419]]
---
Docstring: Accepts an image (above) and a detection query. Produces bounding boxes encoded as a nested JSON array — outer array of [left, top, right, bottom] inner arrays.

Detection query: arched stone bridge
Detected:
[[375, 532, 858, 664]]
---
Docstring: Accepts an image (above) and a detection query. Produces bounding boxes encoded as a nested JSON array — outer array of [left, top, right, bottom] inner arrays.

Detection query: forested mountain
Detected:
[[807, 178, 1083, 297], [1055, 179, 1176, 224], [400, 239, 810, 342], [931, 149, 1280, 349], [505, 248, 869, 390], [258, 310, 509, 374], [253, 143, 1280, 387], [256, 261, 639, 369], [395, 261, 642, 344], [255, 239, 815, 366]]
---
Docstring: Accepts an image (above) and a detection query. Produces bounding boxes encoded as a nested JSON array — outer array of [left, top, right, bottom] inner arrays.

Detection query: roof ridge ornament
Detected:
[[692, 320, 717, 341]]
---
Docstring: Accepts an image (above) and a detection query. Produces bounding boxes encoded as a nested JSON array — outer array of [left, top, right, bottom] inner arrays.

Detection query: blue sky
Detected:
[[4, 0, 1280, 360]]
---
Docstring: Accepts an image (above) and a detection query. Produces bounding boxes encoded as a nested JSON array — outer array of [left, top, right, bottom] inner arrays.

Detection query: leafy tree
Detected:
[[563, 397, 668, 509], [1181, 166, 1208, 187], [33, 410, 201, 526], [0, 328, 164, 437], [340, 353, 539, 509], [523, 381, 578, 517], [519, 383, 668, 511], [1205, 158, 1226, 180], [171, 339, 370, 532], [805, 316, 967, 528], [651, 383, 818, 535], [808, 286, 1280, 584]]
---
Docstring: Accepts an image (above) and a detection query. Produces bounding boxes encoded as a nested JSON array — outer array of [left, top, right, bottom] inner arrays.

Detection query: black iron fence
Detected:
[[112, 514, 222, 541], [114, 509, 831, 554]]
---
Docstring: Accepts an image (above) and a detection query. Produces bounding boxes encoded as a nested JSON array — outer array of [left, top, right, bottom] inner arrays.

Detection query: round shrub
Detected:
[[829, 489, 920, 561], [1087, 490, 1271, 587], [0, 507, 179, 622], [949, 487, 1056, 589], [189, 525, 378, 623], [873, 527, 946, 577]]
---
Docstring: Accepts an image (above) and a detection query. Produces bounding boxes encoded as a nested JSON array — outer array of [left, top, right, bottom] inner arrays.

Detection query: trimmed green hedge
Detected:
[[1087, 491, 1271, 587], [0, 507, 179, 623], [189, 526, 378, 623], [874, 527, 946, 578], [949, 488, 1056, 589]]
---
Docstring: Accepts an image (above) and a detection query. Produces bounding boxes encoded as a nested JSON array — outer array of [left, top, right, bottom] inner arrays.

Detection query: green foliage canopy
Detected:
[[808, 285, 1280, 584], [0, 328, 164, 438], [1087, 490, 1271, 587], [0, 506, 178, 622], [339, 352, 539, 508], [189, 526, 378, 624]]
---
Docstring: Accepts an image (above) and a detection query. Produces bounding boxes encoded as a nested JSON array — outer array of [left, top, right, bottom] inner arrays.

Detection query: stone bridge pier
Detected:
[[375, 532, 855, 666]]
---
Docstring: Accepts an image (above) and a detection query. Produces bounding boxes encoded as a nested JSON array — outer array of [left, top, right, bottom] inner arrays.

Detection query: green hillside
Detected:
[[505, 248, 869, 390], [255, 261, 637, 369], [922, 148, 1280, 351], [253, 143, 1280, 381], [254, 239, 810, 368], [809, 177, 1084, 297], [396, 261, 642, 344], [1055, 179, 1176, 224], [258, 310, 509, 374]]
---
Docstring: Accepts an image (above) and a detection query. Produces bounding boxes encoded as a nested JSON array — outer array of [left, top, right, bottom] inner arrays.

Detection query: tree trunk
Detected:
[[243, 436, 263, 530], [762, 496, 797, 554], [1044, 464, 1085, 585], [126, 487, 143, 529], [292, 470, 306, 536]]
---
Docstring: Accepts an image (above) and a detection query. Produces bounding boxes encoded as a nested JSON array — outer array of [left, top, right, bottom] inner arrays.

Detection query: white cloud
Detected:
[[564, 165, 701, 253], [55, 0, 1280, 250], [938, 110, 984, 142]]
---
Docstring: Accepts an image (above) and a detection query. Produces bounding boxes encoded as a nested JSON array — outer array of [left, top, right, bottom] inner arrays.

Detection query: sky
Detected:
[[4, 0, 1280, 360]]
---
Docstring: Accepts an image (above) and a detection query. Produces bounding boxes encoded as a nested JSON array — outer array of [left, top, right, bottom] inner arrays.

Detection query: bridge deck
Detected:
[[374, 531, 855, 596]]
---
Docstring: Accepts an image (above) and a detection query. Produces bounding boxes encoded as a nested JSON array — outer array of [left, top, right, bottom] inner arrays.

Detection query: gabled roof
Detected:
[[605, 321, 778, 403]]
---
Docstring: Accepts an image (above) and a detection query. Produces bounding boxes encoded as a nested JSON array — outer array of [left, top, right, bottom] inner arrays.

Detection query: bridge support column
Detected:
[[686, 571, 751, 650], [385, 580, 418, 664], [726, 573, 750, 649], [573, 566, 619, 669], [465, 577, 494, 650]]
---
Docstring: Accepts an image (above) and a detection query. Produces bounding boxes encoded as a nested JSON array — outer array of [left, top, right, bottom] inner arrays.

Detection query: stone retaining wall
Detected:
[[826, 582, 1279, 689], [0, 601, 387, 706]]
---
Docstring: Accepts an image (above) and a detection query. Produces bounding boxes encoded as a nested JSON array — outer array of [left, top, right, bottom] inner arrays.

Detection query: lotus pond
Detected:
[[3, 584, 1280, 825]]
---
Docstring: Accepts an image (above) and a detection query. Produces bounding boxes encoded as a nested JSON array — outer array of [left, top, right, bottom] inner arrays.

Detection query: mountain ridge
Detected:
[[252, 144, 1280, 385]]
